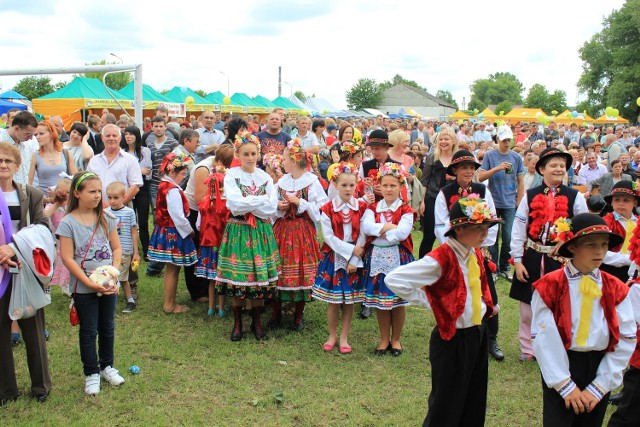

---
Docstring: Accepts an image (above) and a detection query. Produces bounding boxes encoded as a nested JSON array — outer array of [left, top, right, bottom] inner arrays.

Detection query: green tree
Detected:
[[346, 78, 383, 110], [495, 100, 513, 116], [469, 72, 524, 112], [578, 0, 640, 120], [12, 76, 57, 99], [379, 74, 427, 92], [193, 89, 208, 98], [524, 84, 568, 114], [548, 90, 568, 114], [293, 90, 307, 102], [435, 90, 458, 109], [82, 59, 132, 90]]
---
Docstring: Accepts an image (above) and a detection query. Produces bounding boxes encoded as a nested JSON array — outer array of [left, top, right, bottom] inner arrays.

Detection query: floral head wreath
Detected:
[[234, 130, 261, 151], [377, 162, 407, 185], [263, 153, 284, 177], [287, 138, 312, 170], [339, 139, 363, 156], [549, 217, 573, 243], [159, 152, 192, 175], [330, 161, 360, 183], [457, 194, 495, 222]]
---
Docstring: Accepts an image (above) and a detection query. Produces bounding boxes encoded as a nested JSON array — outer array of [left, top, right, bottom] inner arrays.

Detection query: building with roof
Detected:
[[377, 83, 456, 120]]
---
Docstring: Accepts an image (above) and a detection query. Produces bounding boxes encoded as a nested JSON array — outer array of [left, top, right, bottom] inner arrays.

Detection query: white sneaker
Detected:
[[85, 374, 100, 395], [100, 366, 125, 386]]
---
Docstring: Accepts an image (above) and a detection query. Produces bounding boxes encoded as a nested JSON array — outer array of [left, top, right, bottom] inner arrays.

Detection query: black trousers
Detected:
[[423, 324, 488, 427], [484, 258, 499, 342], [133, 187, 150, 258], [608, 367, 640, 427], [542, 350, 608, 427], [184, 209, 209, 301], [0, 284, 51, 399], [419, 196, 437, 258]]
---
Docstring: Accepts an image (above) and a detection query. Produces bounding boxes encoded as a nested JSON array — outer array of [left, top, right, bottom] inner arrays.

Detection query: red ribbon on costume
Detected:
[[245, 213, 257, 228], [159, 153, 176, 175]]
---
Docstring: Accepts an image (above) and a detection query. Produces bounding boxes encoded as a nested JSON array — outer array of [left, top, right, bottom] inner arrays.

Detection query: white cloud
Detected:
[[0, 0, 626, 111]]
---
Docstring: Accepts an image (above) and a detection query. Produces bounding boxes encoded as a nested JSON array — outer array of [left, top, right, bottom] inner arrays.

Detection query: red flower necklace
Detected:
[[528, 187, 569, 242]]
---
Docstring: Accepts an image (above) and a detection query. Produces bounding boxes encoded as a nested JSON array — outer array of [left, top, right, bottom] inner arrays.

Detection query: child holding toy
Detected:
[[57, 171, 124, 396]]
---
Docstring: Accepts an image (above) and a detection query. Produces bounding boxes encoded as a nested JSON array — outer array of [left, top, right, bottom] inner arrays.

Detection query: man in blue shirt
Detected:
[[478, 125, 525, 280], [473, 122, 492, 144]]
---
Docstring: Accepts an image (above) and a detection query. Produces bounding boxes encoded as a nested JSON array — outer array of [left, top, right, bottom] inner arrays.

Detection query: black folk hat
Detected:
[[446, 149, 482, 176], [536, 147, 573, 175], [557, 213, 624, 258], [603, 180, 640, 205], [444, 194, 503, 237], [366, 129, 392, 147]]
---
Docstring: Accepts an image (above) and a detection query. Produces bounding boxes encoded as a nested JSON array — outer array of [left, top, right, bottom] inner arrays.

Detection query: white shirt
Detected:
[[196, 127, 225, 152], [184, 157, 214, 211], [163, 176, 194, 238], [224, 167, 277, 220], [510, 190, 588, 258], [531, 263, 636, 399], [87, 149, 143, 199], [603, 212, 635, 269], [273, 172, 327, 222], [296, 131, 319, 149], [434, 186, 498, 247], [319, 197, 367, 269], [385, 238, 489, 328], [0, 128, 37, 185]]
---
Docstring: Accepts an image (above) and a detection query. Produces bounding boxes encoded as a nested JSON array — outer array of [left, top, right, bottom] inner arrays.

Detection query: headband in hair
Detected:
[[75, 172, 97, 191]]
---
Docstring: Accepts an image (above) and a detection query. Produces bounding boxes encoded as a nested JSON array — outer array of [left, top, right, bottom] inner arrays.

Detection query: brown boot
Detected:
[[266, 301, 282, 330], [230, 306, 243, 342], [293, 301, 305, 332], [251, 307, 267, 341]]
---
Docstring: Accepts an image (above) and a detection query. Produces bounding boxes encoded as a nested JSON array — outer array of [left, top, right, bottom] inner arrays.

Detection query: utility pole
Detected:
[[278, 66, 282, 97]]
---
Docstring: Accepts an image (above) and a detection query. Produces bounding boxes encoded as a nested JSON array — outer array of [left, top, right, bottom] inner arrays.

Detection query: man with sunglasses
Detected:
[[0, 111, 38, 185]]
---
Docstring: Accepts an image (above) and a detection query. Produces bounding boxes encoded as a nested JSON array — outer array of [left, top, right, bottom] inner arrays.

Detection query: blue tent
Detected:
[[0, 90, 27, 100], [0, 99, 27, 115]]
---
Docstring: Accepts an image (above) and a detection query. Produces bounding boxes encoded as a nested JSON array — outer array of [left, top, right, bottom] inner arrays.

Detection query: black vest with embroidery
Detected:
[[361, 156, 401, 179], [440, 181, 487, 211], [526, 184, 578, 244]]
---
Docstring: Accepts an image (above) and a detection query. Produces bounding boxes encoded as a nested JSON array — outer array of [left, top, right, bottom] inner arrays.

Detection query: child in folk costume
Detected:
[[434, 149, 503, 361], [148, 153, 198, 314], [327, 140, 373, 203], [386, 195, 501, 427], [312, 162, 368, 354], [263, 153, 284, 184], [600, 180, 639, 283], [531, 213, 636, 426], [361, 162, 415, 356], [511, 147, 588, 362], [216, 131, 280, 341], [195, 144, 234, 317], [269, 138, 328, 331]]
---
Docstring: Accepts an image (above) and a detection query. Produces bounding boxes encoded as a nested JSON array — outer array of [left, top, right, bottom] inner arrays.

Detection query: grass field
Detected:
[[3, 232, 621, 426]]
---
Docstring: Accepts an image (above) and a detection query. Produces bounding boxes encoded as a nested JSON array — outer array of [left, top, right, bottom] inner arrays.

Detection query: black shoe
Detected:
[[0, 396, 18, 407], [266, 314, 282, 330], [390, 347, 403, 357], [488, 340, 505, 361], [609, 392, 623, 405], [122, 302, 137, 313], [230, 307, 243, 342], [360, 306, 371, 319], [33, 393, 49, 403], [374, 344, 391, 356], [292, 320, 304, 332]]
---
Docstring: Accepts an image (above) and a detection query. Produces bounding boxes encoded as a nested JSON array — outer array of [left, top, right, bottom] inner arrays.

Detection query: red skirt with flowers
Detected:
[[273, 215, 321, 302]]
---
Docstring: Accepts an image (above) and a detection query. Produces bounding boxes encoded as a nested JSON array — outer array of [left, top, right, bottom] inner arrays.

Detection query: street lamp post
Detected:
[[220, 71, 229, 97], [110, 52, 124, 64]]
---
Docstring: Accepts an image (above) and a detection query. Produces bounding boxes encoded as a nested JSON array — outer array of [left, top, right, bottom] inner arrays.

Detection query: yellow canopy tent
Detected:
[[449, 110, 469, 120], [553, 110, 595, 125], [502, 108, 547, 123], [594, 114, 629, 124], [476, 107, 498, 121]]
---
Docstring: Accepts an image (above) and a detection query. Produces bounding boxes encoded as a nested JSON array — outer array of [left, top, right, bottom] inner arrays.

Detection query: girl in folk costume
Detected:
[[531, 214, 636, 426], [327, 140, 373, 203], [600, 180, 640, 283], [510, 147, 588, 362], [269, 138, 328, 331], [195, 144, 234, 317], [434, 149, 504, 361], [216, 131, 280, 342], [148, 153, 197, 314], [312, 162, 368, 354], [361, 162, 415, 356]]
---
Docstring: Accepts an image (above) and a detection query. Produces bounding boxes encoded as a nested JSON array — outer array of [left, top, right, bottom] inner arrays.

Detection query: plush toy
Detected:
[[89, 265, 120, 296]]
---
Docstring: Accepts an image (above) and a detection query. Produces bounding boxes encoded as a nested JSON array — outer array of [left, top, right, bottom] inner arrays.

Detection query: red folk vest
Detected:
[[156, 180, 190, 228], [603, 213, 627, 253], [365, 202, 415, 254], [533, 269, 628, 352], [423, 243, 494, 341], [319, 200, 368, 254]]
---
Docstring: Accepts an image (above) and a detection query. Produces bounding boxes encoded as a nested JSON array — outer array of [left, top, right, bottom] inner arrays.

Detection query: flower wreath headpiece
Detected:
[[330, 161, 360, 183], [287, 138, 312, 170], [234, 130, 261, 151], [549, 217, 573, 243], [263, 153, 284, 177], [340, 139, 362, 156], [457, 194, 494, 222], [160, 152, 192, 175], [377, 162, 407, 185]]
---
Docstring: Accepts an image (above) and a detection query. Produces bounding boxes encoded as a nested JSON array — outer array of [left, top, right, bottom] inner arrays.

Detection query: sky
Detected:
[[0, 0, 627, 111]]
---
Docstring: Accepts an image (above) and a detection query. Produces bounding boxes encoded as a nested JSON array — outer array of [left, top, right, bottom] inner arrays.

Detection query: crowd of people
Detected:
[[2, 104, 640, 426]]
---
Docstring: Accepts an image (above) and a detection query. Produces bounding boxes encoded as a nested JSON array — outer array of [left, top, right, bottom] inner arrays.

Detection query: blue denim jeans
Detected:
[[489, 207, 516, 273], [74, 293, 117, 376]]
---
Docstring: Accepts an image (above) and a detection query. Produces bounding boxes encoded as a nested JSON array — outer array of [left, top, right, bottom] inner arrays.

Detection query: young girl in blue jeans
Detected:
[[58, 172, 123, 396]]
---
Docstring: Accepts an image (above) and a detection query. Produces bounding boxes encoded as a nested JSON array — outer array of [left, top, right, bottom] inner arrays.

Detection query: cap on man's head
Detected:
[[327, 124, 338, 131], [497, 125, 513, 141]]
